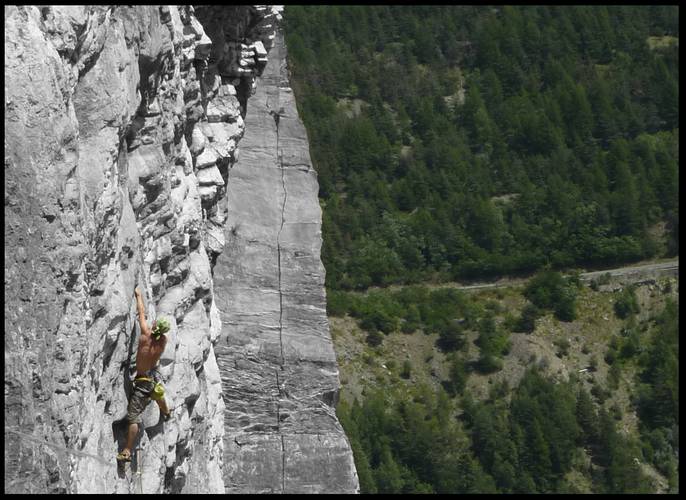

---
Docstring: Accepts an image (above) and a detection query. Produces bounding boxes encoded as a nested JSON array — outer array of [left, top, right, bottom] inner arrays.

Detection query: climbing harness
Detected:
[[133, 374, 165, 401]]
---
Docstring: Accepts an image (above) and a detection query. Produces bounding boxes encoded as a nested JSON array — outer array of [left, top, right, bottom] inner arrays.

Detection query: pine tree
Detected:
[[575, 387, 600, 446]]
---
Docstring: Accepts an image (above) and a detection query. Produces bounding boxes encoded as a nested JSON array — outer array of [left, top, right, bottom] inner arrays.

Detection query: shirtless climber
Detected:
[[116, 287, 172, 462]]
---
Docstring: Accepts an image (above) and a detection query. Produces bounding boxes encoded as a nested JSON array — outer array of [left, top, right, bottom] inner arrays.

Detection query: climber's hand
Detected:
[[134, 286, 141, 297]]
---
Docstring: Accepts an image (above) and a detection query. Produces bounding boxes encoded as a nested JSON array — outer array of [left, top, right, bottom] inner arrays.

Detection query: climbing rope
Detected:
[[5, 427, 111, 465], [136, 446, 143, 494]]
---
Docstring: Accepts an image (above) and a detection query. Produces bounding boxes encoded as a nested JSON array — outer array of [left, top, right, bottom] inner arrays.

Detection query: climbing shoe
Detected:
[[116, 450, 131, 462]]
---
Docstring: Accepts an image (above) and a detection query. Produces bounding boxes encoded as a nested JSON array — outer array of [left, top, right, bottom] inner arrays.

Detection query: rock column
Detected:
[[212, 28, 360, 494]]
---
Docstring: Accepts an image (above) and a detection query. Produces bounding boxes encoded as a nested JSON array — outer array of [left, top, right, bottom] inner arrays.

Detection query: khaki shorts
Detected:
[[126, 378, 165, 424]]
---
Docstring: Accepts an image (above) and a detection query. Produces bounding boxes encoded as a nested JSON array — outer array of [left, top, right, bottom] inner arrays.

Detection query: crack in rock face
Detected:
[[210, 22, 360, 495], [5, 4, 359, 494]]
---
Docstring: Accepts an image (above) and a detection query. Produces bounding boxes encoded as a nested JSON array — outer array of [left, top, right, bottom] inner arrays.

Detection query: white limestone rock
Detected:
[[253, 40, 268, 59], [195, 145, 218, 169], [189, 124, 206, 157], [198, 185, 218, 202], [4, 4, 356, 496], [201, 121, 241, 159], [4, 4, 276, 495], [196, 165, 225, 186]]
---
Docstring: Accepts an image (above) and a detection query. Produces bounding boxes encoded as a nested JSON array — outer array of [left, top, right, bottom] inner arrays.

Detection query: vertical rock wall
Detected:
[[211, 28, 360, 494], [4, 4, 284, 494]]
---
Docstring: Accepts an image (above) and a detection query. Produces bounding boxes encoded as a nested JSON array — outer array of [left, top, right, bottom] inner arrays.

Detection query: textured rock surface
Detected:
[[212, 27, 359, 494], [4, 4, 351, 494]]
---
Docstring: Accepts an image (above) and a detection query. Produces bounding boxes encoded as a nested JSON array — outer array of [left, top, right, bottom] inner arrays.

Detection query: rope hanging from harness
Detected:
[[137, 447, 143, 494], [5, 427, 111, 465]]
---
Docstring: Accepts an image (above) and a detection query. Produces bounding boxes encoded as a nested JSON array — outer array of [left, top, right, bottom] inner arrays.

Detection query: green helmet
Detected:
[[152, 317, 171, 338]]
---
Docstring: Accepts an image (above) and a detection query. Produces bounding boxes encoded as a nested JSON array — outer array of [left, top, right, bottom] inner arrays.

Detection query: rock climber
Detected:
[[116, 287, 172, 462]]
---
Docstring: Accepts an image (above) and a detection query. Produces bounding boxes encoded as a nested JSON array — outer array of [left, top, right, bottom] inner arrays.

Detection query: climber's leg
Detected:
[[118, 379, 151, 459], [155, 398, 171, 420], [117, 422, 138, 461]]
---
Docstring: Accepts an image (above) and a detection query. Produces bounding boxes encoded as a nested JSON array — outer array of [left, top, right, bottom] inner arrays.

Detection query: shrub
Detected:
[[360, 309, 397, 334], [514, 303, 540, 333], [554, 289, 577, 322], [502, 312, 518, 331], [619, 328, 641, 359], [476, 354, 503, 374], [445, 355, 468, 396], [589, 355, 598, 372], [608, 362, 622, 390], [402, 303, 422, 333], [410, 282, 461, 317], [485, 300, 504, 313], [524, 270, 566, 309], [366, 330, 384, 347], [401, 320, 418, 334], [604, 348, 617, 365], [566, 269, 583, 288], [476, 314, 510, 360], [488, 379, 510, 400], [610, 402, 623, 420], [524, 269, 577, 321], [614, 286, 640, 319], [554, 338, 571, 357], [327, 290, 351, 316], [400, 360, 412, 379], [436, 320, 465, 352], [590, 383, 609, 403]]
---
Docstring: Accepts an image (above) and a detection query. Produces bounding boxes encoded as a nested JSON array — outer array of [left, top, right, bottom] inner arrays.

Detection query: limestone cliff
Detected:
[[4, 4, 358, 494]]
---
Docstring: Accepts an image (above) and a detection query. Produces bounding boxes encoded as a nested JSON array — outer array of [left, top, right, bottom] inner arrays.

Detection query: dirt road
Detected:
[[362, 258, 678, 295], [579, 259, 678, 281], [456, 258, 679, 292]]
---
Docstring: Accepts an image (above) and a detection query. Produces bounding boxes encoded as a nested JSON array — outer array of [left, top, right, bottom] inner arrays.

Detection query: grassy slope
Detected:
[[331, 273, 678, 492]]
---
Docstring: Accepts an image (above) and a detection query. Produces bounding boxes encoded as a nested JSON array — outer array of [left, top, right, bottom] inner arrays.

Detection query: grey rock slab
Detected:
[[282, 433, 360, 494], [224, 433, 283, 494], [212, 28, 359, 493], [223, 167, 284, 240]]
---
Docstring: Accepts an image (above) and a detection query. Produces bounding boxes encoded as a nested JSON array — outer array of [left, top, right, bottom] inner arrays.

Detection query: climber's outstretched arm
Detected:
[[134, 287, 151, 337]]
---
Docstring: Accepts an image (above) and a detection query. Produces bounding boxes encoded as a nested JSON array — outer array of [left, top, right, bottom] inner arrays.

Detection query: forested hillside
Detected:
[[284, 5, 679, 494], [330, 274, 679, 493], [285, 5, 678, 289]]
